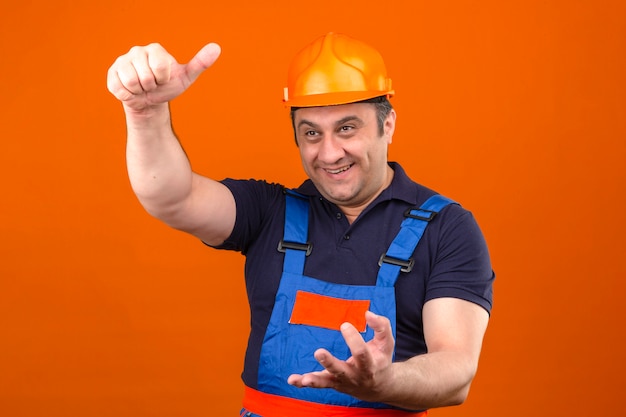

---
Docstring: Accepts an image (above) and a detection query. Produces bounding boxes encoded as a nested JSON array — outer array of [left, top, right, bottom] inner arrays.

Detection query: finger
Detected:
[[313, 347, 354, 382], [287, 373, 303, 387], [145, 43, 173, 86], [116, 63, 144, 95], [107, 68, 135, 102], [287, 371, 333, 388], [184, 42, 221, 83], [366, 311, 394, 354], [109, 47, 151, 97], [107, 54, 146, 99], [106, 64, 131, 100], [131, 59, 158, 91], [130, 43, 174, 91], [339, 322, 373, 370]]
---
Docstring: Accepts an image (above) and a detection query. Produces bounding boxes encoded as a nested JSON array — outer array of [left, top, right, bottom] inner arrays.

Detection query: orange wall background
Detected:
[[1, 1, 625, 416]]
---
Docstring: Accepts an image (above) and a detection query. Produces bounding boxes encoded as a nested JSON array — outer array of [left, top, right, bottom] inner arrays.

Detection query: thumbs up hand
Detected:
[[107, 42, 221, 113]]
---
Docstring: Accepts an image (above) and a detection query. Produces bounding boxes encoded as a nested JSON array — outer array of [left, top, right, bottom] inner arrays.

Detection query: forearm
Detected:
[[124, 103, 194, 221], [377, 351, 476, 410]]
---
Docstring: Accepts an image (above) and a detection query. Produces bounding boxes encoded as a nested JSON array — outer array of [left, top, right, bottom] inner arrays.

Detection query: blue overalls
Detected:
[[246, 190, 454, 415]]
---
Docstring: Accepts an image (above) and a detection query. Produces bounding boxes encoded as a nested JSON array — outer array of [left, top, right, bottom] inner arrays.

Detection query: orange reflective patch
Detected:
[[289, 290, 370, 332], [243, 387, 428, 417]]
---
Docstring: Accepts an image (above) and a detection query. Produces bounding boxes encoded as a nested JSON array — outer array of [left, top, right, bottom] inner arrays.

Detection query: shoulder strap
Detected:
[[376, 195, 456, 287], [278, 190, 311, 275]]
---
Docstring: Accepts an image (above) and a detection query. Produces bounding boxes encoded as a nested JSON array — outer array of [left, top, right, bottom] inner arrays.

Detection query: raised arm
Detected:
[[106, 43, 235, 246]]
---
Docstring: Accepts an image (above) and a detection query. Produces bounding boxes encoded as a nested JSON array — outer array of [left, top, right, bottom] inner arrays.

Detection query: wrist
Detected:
[[123, 102, 171, 131]]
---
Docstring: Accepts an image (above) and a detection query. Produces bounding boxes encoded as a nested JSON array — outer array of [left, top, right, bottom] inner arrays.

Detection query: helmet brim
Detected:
[[284, 90, 394, 108]]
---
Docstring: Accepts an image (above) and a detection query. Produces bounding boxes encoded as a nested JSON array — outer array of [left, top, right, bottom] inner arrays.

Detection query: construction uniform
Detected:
[[214, 163, 494, 416]]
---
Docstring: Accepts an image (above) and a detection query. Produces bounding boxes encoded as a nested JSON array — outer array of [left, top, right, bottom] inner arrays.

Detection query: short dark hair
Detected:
[[289, 95, 393, 143]]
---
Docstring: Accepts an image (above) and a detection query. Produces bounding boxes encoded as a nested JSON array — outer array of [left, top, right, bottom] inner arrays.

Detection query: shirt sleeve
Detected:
[[210, 178, 285, 254], [424, 204, 495, 314]]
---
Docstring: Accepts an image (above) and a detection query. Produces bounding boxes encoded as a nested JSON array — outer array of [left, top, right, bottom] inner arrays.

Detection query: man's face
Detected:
[[293, 102, 396, 217]]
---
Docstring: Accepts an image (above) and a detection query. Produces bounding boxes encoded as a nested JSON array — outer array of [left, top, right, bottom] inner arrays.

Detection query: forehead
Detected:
[[293, 102, 376, 125]]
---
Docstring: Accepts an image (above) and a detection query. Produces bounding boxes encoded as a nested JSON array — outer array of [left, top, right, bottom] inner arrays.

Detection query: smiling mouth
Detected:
[[325, 164, 354, 175]]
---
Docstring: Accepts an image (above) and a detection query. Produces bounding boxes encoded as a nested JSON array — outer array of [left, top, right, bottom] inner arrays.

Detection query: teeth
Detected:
[[327, 165, 351, 174]]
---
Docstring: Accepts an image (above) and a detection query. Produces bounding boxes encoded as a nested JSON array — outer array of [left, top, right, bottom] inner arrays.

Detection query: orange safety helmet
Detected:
[[283, 32, 394, 108]]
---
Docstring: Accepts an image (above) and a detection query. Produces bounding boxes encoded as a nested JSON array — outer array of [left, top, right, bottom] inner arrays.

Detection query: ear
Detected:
[[384, 109, 397, 144]]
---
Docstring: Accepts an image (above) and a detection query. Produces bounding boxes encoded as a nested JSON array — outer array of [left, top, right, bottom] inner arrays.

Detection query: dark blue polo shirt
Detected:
[[214, 162, 494, 389]]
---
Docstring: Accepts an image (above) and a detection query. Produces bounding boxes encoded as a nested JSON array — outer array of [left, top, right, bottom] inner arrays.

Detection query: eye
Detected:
[[337, 125, 356, 136], [299, 129, 321, 142]]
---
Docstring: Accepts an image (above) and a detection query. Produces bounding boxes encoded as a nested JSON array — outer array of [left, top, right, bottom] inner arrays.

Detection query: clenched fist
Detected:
[[106, 42, 221, 112]]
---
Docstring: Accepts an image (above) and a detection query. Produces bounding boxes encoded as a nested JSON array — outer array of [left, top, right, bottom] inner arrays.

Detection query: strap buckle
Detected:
[[378, 253, 415, 273], [404, 207, 437, 221], [277, 240, 313, 256]]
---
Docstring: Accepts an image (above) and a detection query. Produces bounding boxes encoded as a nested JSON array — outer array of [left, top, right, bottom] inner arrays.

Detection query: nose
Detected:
[[317, 135, 345, 164]]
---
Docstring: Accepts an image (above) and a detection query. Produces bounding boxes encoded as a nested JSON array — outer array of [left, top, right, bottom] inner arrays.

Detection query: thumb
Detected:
[[184, 42, 222, 83]]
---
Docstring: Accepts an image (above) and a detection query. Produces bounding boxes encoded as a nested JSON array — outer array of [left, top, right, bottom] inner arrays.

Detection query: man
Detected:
[[107, 33, 494, 416]]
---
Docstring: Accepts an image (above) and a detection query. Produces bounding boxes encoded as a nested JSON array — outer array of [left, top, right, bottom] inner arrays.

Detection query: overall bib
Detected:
[[243, 190, 454, 416]]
